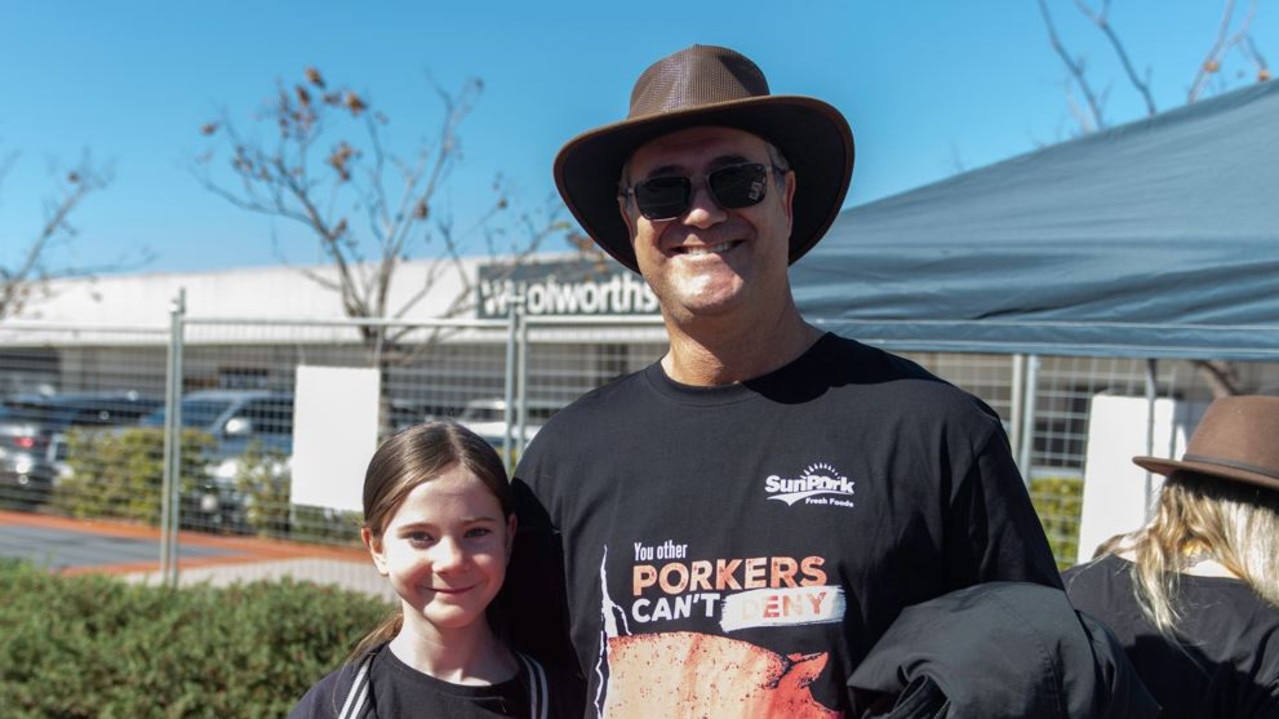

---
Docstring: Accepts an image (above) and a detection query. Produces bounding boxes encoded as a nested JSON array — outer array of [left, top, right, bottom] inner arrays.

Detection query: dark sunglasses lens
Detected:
[[633, 163, 769, 219], [635, 177, 691, 220], [708, 164, 768, 209]]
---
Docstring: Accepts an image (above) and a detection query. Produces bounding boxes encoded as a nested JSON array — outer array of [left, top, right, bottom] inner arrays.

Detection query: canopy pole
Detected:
[[1016, 355, 1039, 486], [1010, 354, 1026, 472], [1143, 359, 1158, 521]]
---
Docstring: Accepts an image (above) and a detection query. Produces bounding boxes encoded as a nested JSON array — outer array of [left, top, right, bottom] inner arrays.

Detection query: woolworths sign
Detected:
[[476, 260, 659, 318]]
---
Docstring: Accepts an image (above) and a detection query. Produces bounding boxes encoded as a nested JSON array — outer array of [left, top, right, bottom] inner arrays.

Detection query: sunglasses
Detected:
[[622, 162, 785, 221]]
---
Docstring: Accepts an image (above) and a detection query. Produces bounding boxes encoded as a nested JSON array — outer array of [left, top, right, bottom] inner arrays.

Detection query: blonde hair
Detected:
[[1095, 470, 1279, 634], [348, 421, 512, 660]]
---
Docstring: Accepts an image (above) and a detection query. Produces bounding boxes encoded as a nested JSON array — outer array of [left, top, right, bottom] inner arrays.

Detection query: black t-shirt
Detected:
[[501, 333, 1062, 717], [289, 644, 585, 719], [1063, 554, 1279, 719]]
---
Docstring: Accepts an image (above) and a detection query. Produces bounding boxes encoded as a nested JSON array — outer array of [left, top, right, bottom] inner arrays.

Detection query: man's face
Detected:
[[620, 126, 795, 323]]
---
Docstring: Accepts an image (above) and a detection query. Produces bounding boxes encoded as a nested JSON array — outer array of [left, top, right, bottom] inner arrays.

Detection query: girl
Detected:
[[289, 420, 584, 718], [1063, 395, 1279, 718]]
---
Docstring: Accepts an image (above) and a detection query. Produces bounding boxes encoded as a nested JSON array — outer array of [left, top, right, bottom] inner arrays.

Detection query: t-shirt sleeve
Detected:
[[944, 423, 1064, 590], [544, 661, 588, 719], [493, 473, 580, 674]]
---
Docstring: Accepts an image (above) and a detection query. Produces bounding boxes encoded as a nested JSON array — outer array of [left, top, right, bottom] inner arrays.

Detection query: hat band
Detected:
[[1181, 453, 1279, 481]]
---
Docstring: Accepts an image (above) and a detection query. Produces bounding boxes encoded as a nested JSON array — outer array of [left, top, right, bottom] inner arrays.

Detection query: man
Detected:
[[500, 44, 1062, 717]]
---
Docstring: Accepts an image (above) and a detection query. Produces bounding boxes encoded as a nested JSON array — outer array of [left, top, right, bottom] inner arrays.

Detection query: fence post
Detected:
[[1010, 354, 1026, 466], [159, 288, 186, 587], [501, 294, 525, 473], [1143, 358, 1159, 521], [1016, 354, 1040, 485], [516, 303, 531, 458]]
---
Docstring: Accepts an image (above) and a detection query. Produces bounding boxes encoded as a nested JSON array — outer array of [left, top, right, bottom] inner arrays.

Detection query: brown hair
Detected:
[[349, 420, 513, 659]]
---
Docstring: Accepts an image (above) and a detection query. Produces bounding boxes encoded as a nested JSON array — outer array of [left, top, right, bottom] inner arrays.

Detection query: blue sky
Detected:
[[2, 1, 1274, 275]]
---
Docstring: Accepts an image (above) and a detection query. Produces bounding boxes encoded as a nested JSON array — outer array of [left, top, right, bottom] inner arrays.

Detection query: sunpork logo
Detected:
[[476, 260, 659, 318], [764, 462, 856, 508]]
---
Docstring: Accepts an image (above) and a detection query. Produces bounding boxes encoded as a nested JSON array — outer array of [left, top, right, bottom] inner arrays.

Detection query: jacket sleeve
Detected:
[[287, 652, 377, 719], [847, 583, 1159, 719], [287, 667, 346, 719]]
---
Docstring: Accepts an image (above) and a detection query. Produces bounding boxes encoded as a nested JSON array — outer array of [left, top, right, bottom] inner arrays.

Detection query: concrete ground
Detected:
[[0, 509, 395, 601]]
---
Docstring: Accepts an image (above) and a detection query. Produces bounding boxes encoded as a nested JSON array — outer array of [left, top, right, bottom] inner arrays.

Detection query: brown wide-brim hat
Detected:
[[554, 44, 855, 274], [1133, 395, 1279, 492]]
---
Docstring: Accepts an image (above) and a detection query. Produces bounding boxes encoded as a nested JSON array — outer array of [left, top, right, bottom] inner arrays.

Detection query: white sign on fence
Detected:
[[1076, 394, 1207, 565], [290, 365, 381, 513]]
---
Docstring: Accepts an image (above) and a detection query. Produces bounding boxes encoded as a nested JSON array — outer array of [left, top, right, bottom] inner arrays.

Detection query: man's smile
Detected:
[[671, 240, 742, 257]]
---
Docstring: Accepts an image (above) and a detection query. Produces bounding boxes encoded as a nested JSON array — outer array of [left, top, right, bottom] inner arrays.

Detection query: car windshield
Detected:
[[462, 406, 505, 422], [138, 399, 235, 429], [459, 400, 559, 424]]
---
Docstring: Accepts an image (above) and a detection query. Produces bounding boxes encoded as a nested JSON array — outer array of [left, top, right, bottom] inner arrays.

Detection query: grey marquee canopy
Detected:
[[792, 80, 1279, 361]]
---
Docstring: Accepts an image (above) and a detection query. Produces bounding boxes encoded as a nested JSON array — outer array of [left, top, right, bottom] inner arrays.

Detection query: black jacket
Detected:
[[846, 582, 1160, 719]]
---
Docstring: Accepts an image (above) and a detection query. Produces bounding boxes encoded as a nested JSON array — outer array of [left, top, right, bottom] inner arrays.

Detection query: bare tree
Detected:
[[1186, 0, 1271, 102], [193, 67, 575, 354], [0, 149, 114, 320], [1036, 0, 1270, 396], [1037, 0, 1270, 133]]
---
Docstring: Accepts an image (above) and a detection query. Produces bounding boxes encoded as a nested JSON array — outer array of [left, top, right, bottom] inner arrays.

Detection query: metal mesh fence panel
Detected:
[[870, 351, 1279, 567], [898, 352, 1016, 419], [523, 317, 668, 400], [0, 323, 170, 518], [173, 318, 513, 545], [5, 313, 1278, 585]]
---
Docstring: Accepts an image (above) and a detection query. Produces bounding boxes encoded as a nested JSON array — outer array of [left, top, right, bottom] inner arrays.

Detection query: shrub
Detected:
[[233, 439, 293, 536], [227, 441, 363, 542], [0, 561, 393, 718], [1029, 475, 1084, 570], [56, 428, 215, 525], [289, 505, 364, 545]]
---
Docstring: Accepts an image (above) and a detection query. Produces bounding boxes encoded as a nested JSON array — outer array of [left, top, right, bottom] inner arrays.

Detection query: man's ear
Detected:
[[363, 527, 389, 576], [618, 195, 637, 238], [781, 170, 797, 235]]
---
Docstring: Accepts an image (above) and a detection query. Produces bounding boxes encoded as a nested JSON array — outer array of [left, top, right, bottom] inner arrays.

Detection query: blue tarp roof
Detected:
[[792, 80, 1279, 360]]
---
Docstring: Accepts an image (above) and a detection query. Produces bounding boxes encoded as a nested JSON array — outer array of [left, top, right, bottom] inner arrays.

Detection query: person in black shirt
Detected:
[[290, 421, 583, 718], [1064, 395, 1279, 718], [499, 44, 1063, 717]]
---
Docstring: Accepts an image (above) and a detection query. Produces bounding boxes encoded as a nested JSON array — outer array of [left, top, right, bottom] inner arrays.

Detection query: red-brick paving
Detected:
[[0, 508, 367, 577]]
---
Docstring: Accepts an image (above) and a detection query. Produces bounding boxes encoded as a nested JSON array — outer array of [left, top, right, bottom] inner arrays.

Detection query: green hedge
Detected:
[[55, 428, 215, 525], [56, 430, 363, 542], [0, 561, 393, 718], [232, 439, 293, 536], [1028, 476, 1084, 570]]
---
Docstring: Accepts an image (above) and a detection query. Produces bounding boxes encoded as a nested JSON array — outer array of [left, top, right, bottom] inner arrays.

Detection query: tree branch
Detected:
[[1038, 0, 1108, 131], [1074, 0, 1157, 116], [1192, 360, 1240, 398], [0, 154, 114, 319], [193, 67, 573, 356]]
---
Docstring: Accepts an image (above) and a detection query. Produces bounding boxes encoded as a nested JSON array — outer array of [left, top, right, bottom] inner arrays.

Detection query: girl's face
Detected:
[[364, 463, 516, 637]]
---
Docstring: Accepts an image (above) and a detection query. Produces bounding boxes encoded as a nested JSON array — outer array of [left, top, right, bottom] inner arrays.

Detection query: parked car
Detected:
[[136, 389, 294, 531], [0, 411, 53, 507], [456, 397, 562, 449], [387, 398, 464, 434], [0, 391, 164, 506]]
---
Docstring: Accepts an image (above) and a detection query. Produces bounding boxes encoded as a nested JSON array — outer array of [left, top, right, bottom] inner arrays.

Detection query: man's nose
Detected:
[[682, 182, 728, 228]]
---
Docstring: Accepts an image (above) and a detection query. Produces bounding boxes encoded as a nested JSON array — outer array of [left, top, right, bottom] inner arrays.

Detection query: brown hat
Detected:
[[553, 44, 855, 274], [1133, 395, 1279, 492]]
